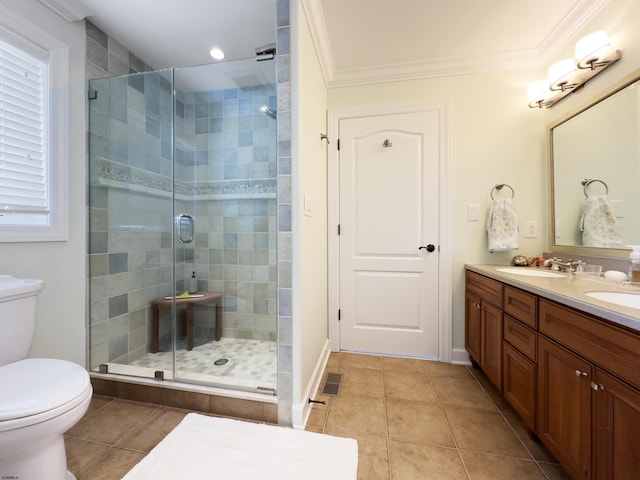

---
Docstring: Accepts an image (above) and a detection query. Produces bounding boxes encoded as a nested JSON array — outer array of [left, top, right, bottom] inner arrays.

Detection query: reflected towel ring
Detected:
[[490, 183, 515, 200], [582, 178, 609, 198]]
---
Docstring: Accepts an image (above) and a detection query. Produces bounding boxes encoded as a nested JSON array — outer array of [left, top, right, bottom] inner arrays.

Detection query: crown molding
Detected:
[[38, 0, 92, 22], [535, 0, 612, 65], [304, 0, 613, 88], [327, 51, 542, 88], [300, 0, 334, 87]]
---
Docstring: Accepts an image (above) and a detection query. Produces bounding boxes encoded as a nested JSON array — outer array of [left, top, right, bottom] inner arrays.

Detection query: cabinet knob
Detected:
[[590, 381, 605, 391], [575, 370, 588, 377]]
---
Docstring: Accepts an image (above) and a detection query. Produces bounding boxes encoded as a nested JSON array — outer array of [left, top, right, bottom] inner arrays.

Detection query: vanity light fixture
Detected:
[[528, 31, 621, 108]]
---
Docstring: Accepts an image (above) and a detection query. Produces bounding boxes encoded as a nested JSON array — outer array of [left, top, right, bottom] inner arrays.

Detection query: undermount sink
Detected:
[[496, 268, 566, 278], [585, 291, 640, 309]]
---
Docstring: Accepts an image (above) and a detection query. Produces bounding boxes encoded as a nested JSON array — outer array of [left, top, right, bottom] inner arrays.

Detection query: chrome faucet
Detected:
[[549, 257, 585, 273]]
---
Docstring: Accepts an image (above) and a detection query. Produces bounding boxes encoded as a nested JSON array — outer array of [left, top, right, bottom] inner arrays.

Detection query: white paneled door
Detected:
[[338, 111, 440, 358]]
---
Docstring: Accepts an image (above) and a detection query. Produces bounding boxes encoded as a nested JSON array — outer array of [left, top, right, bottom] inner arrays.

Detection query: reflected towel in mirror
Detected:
[[487, 198, 519, 253], [579, 195, 623, 247]]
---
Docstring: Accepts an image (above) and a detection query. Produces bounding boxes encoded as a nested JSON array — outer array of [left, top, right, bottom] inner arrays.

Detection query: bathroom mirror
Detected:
[[549, 68, 640, 257]]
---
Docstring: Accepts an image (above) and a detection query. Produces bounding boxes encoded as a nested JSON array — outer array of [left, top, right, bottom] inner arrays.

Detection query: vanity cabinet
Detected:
[[592, 368, 640, 479], [537, 335, 592, 480], [501, 286, 538, 430], [464, 291, 481, 363], [465, 268, 640, 480], [465, 271, 503, 390], [502, 341, 536, 429], [538, 298, 640, 480]]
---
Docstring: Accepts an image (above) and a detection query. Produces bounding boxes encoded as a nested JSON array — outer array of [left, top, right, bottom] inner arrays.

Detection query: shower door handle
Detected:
[[177, 214, 194, 244]]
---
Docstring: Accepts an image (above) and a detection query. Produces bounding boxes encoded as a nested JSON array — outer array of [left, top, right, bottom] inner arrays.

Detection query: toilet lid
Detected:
[[0, 358, 90, 421]]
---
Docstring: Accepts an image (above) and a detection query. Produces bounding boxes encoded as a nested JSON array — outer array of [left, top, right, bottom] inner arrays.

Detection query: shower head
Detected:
[[259, 104, 277, 119], [255, 43, 276, 62]]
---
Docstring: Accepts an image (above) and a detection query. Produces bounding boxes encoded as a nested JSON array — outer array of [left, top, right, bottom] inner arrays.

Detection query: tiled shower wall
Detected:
[[275, 0, 293, 424], [87, 23, 277, 368], [173, 86, 278, 344]]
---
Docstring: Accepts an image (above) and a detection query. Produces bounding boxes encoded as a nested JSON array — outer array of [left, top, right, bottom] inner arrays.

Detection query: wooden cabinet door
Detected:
[[481, 302, 503, 391], [465, 291, 481, 364], [503, 341, 536, 430], [593, 368, 640, 480], [538, 336, 592, 480]]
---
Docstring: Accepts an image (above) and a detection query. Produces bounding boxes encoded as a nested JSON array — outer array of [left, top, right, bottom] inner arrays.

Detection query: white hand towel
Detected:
[[579, 195, 623, 247], [487, 198, 519, 253]]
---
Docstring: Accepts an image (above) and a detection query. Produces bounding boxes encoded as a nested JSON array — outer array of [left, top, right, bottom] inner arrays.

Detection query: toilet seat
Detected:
[[0, 358, 91, 431]]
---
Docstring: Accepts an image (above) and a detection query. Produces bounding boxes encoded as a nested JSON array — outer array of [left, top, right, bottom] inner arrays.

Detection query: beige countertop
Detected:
[[465, 264, 640, 333]]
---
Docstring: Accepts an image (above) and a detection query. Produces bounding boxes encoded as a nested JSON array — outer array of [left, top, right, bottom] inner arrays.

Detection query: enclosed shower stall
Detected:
[[87, 58, 277, 394]]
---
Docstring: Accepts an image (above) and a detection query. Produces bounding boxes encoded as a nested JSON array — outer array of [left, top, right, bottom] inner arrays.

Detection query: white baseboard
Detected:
[[451, 347, 471, 365], [291, 339, 331, 430]]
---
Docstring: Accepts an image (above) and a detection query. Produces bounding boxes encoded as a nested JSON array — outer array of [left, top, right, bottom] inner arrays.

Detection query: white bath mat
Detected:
[[121, 413, 358, 480]]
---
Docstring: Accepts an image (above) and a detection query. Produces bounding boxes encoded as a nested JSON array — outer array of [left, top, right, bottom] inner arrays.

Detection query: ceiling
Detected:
[[44, 0, 611, 86]]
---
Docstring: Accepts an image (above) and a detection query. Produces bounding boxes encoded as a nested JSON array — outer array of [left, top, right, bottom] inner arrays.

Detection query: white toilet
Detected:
[[0, 275, 93, 480]]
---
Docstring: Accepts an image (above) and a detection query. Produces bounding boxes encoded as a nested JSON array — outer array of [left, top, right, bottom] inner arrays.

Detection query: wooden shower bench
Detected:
[[150, 292, 223, 353]]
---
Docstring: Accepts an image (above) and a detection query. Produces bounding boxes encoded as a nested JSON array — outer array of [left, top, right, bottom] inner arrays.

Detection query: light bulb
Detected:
[[575, 31, 609, 68], [528, 80, 550, 106], [548, 59, 576, 89]]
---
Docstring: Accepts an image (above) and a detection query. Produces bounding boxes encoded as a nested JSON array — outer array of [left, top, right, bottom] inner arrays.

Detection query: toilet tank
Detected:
[[0, 275, 44, 366]]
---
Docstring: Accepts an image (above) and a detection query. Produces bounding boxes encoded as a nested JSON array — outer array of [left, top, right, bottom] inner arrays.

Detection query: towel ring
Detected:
[[581, 179, 608, 198], [490, 183, 514, 200]]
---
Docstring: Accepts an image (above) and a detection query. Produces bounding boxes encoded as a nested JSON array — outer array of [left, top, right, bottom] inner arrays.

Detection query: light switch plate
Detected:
[[525, 221, 538, 238], [467, 204, 479, 221]]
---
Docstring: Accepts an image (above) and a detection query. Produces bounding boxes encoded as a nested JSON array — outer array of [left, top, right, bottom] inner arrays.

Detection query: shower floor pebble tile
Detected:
[[128, 337, 277, 389]]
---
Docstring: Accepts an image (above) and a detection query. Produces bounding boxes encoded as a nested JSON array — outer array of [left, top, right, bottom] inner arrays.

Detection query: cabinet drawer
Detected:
[[539, 299, 640, 387], [504, 286, 537, 328], [466, 271, 503, 308], [503, 315, 536, 361]]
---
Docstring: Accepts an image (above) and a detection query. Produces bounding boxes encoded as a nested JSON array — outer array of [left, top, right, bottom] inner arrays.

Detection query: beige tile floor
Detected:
[[64, 352, 571, 479], [305, 352, 571, 480]]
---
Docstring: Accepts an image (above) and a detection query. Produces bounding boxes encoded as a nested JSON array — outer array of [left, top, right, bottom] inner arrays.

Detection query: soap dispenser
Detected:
[[188, 271, 198, 294], [628, 246, 640, 282]]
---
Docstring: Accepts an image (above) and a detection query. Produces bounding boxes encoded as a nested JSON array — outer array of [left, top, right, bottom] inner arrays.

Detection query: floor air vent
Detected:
[[322, 372, 342, 396]]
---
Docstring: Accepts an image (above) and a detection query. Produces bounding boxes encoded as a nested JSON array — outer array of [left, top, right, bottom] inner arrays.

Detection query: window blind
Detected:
[[0, 38, 48, 214]]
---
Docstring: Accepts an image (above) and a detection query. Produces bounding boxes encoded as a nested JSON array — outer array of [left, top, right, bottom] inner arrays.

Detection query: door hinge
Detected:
[[338, 309, 341, 320], [337, 138, 340, 150], [338, 224, 341, 235]]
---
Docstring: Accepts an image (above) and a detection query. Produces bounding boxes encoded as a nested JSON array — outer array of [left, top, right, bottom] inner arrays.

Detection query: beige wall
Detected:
[[292, 0, 330, 404], [0, 0, 87, 364]]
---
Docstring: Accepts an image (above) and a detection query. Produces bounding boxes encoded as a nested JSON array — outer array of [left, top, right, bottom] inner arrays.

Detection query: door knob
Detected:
[[419, 244, 436, 252]]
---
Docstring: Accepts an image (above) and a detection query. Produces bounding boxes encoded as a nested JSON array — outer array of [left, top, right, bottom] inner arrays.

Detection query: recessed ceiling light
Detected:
[[209, 47, 225, 60]]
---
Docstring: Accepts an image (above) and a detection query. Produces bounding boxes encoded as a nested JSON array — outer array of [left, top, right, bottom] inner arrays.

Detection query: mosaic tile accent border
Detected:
[[94, 158, 277, 199]]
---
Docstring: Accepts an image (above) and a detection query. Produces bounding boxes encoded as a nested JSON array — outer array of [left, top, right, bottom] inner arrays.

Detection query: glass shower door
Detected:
[[88, 58, 278, 394], [88, 69, 177, 380], [171, 60, 278, 392]]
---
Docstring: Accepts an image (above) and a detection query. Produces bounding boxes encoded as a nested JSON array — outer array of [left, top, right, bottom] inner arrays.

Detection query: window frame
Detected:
[[0, 15, 69, 242]]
